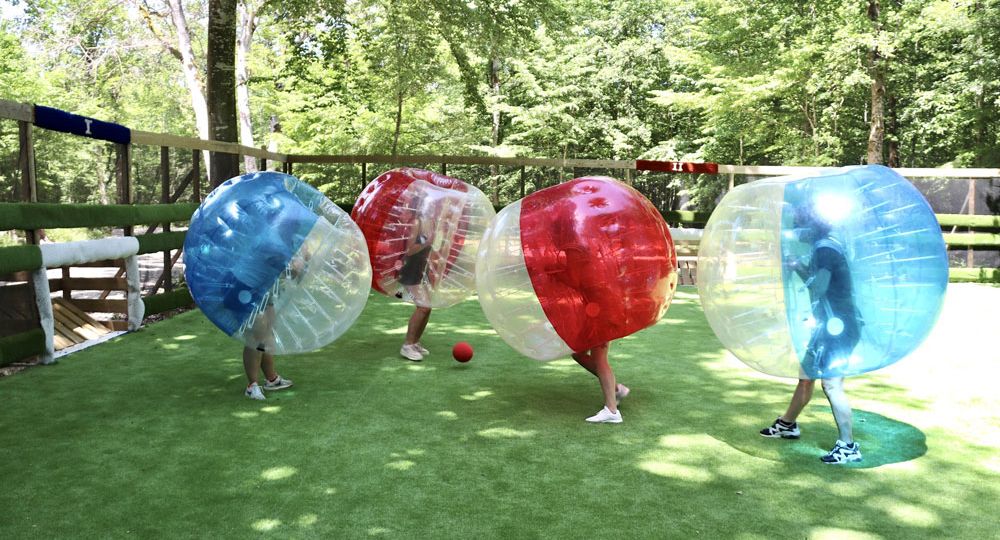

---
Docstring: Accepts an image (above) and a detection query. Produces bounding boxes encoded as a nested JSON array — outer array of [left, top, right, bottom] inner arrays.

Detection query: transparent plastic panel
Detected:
[[475, 201, 571, 361]]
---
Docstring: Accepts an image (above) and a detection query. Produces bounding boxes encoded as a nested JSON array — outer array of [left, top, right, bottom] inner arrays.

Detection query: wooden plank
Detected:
[[287, 153, 635, 170], [73, 259, 124, 268], [52, 331, 76, 350], [66, 298, 128, 314], [53, 317, 90, 344], [718, 164, 1000, 179], [53, 299, 113, 336], [936, 214, 1000, 228], [50, 302, 100, 343], [943, 232, 1000, 247], [130, 129, 286, 162], [0, 99, 34, 122], [107, 320, 130, 331], [63, 277, 128, 291]]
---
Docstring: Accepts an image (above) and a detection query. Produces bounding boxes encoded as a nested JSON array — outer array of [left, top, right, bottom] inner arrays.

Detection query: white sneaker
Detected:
[[245, 383, 265, 400], [400, 343, 423, 361], [415, 343, 430, 355], [585, 406, 622, 423], [263, 375, 293, 391]]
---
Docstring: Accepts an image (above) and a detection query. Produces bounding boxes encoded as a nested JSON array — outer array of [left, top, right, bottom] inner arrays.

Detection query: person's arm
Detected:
[[404, 219, 424, 256], [805, 247, 835, 298]]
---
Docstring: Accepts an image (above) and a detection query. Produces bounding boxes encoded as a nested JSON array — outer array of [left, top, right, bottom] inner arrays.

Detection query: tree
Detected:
[[207, 0, 239, 184]]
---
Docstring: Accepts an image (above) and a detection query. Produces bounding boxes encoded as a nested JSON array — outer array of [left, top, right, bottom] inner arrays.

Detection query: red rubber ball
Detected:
[[452, 342, 473, 363]]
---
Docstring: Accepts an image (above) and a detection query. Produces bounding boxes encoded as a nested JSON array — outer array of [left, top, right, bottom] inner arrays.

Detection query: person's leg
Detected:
[[243, 346, 262, 386], [573, 343, 617, 413], [781, 379, 815, 423], [261, 353, 278, 382], [821, 377, 853, 443], [405, 306, 432, 345], [761, 379, 813, 438]]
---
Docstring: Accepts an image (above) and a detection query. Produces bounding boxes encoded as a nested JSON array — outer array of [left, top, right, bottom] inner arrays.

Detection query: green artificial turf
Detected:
[[1, 286, 998, 539]]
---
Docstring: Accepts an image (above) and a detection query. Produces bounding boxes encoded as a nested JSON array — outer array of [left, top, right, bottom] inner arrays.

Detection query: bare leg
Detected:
[[781, 379, 815, 423], [261, 353, 278, 382], [822, 377, 853, 443], [243, 347, 261, 386], [405, 306, 432, 345], [572, 343, 617, 413]]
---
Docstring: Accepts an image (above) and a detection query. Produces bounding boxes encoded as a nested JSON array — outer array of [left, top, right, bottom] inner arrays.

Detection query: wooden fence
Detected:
[[1, 99, 998, 365]]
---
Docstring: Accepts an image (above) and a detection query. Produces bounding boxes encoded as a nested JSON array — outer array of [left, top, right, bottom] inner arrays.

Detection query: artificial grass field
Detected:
[[1, 285, 998, 539]]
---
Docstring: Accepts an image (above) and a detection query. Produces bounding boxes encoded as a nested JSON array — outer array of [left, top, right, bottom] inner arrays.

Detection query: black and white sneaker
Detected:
[[759, 418, 801, 439], [821, 440, 862, 464]]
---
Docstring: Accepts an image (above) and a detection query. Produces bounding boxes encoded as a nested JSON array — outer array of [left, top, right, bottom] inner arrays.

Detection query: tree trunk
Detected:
[[886, 91, 899, 167], [392, 88, 403, 157], [166, 0, 212, 176], [236, 0, 258, 172], [267, 114, 281, 171], [866, 0, 885, 165], [489, 57, 502, 205], [207, 0, 240, 186]]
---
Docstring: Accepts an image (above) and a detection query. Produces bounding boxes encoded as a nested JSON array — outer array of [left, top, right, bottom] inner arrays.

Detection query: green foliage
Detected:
[[1, 0, 998, 210]]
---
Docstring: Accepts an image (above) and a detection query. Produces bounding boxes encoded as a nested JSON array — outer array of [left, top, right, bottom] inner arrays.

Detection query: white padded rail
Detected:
[[33, 237, 144, 364], [39, 237, 139, 268]]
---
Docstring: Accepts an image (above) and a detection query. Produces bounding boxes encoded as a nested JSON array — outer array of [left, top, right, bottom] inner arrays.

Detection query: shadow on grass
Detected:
[[710, 407, 927, 469]]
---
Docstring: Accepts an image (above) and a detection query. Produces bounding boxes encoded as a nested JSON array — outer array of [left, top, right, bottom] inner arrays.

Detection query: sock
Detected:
[[777, 418, 794, 426]]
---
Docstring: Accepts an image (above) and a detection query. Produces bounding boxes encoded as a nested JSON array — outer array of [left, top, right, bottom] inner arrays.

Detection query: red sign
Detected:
[[635, 160, 719, 174]]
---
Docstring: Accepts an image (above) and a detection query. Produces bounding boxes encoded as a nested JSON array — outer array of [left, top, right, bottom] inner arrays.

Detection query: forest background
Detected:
[[1, 0, 998, 213]]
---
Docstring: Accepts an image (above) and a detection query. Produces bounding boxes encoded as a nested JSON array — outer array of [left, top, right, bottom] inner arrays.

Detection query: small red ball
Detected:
[[452, 342, 473, 363]]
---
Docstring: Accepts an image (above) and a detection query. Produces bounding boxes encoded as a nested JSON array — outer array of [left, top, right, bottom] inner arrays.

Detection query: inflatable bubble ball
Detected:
[[184, 171, 372, 355], [351, 168, 496, 308], [476, 176, 678, 361], [697, 165, 948, 379]]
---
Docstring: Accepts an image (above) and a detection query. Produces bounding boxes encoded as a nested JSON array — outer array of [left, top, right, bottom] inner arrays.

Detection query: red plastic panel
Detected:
[[351, 167, 472, 296], [520, 177, 678, 352]]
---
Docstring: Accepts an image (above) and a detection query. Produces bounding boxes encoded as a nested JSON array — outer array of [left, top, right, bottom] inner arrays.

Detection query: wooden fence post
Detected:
[[160, 147, 173, 292], [192, 149, 202, 203], [967, 178, 975, 269], [361, 162, 367, 190], [115, 142, 133, 236], [18, 120, 38, 244], [520, 166, 526, 199], [728, 172, 735, 192], [442, 162, 447, 176]]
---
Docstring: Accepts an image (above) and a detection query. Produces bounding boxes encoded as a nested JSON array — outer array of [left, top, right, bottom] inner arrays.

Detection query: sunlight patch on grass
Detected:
[[173, 335, 197, 341], [637, 460, 713, 482], [160, 343, 180, 350], [436, 411, 458, 420], [261, 406, 281, 414], [869, 497, 940, 527], [407, 364, 433, 371], [809, 527, 883, 540], [231, 411, 258, 419], [368, 527, 392, 536], [461, 390, 494, 401], [297, 514, 318, 527], [477, 427, 536, 439], [386, 460, 415, 471], [261, 466, 297, 481], [252, 519, 281, 531], [323, 487, 337, 495], [638, 433, 765, 482], [982, 456, 1000, 474], [226, 374, 242, 380]]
